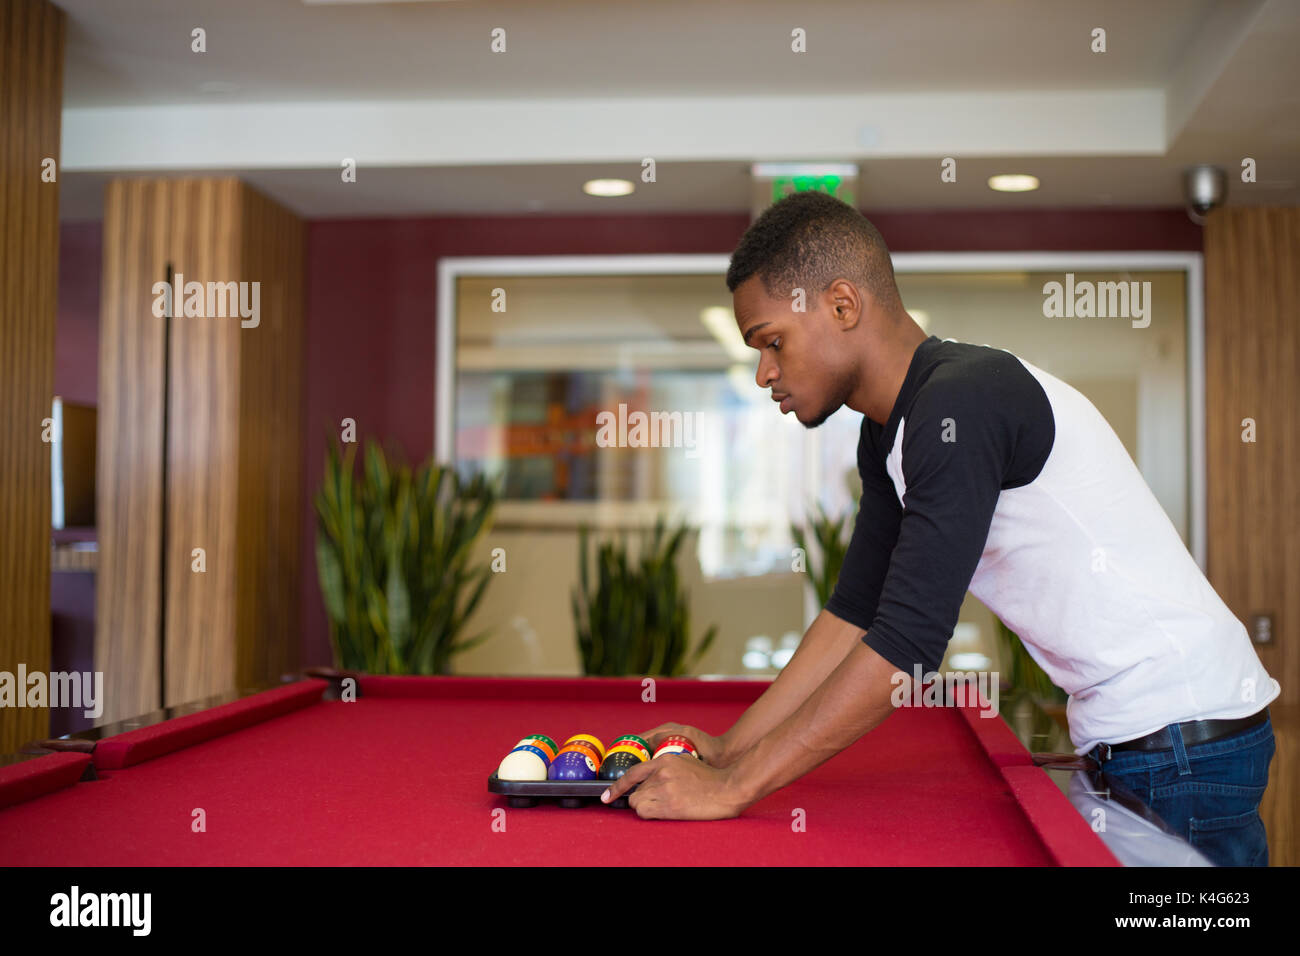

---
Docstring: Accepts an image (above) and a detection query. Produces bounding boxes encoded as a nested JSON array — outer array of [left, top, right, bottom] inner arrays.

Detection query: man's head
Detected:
[[726, 191, 907, 428]]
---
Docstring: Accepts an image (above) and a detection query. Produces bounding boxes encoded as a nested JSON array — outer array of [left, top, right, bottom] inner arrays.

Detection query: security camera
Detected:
[[1183, 165, 1227, 223]]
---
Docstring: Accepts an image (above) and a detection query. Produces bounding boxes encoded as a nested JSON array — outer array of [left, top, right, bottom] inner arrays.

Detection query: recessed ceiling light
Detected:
[[582, 179, 635, 197], [988, 174, 1040, 193]]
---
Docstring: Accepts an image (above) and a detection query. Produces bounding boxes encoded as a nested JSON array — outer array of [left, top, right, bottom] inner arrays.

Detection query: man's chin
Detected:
[[800, 406, 834, 429]]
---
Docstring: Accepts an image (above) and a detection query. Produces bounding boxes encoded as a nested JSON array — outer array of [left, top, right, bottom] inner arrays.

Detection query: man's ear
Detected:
[[832, 280, 863, 331]]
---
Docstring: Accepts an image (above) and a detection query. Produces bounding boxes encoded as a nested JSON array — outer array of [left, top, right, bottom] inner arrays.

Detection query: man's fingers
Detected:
[[636, 725, 675, 749], [628, 787, 658, 818], [637, 724, 696, 751], [600, 755, 661, 803]]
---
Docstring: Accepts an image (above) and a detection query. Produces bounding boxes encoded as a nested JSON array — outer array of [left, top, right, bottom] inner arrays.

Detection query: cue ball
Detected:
[[497, 747, 548, 781]]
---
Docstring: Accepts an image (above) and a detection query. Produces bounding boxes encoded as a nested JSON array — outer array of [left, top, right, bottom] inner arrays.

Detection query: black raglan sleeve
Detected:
[[823, 426, 904, 630], [861, 366, 1043, 675]]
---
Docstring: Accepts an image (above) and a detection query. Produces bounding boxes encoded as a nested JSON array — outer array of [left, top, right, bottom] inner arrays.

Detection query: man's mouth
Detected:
[[773, 392, 792, 413]]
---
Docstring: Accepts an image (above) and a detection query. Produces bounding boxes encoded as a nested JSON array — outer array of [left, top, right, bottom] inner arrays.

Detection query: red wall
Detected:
[[60, 207, 1205, 673]]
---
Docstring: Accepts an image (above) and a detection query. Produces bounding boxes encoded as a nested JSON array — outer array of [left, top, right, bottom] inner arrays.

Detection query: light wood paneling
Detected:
[[94, 180, 170, 725], [0, 0, 64, 752], [1204, 206, 1300, 867], [1261, 704, 1298, 866], [232, 185, 304, 690], [1204, 206, 1300, 705], [96, 178, 304, 722]]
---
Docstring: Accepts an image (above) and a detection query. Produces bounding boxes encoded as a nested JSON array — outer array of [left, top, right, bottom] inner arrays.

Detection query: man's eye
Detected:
[[768, 338, 781, 351]]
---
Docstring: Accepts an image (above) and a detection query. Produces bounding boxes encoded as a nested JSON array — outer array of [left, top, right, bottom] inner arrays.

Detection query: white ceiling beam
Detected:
[[62, 89, 1165, 172]]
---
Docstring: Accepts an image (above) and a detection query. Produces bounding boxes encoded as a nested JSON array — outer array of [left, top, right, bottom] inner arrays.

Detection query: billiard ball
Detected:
[[598, 750, 643, 781], [564, 734, 606, 762], [514, 735, 558, 761], [555, 741, 602, 766], [606, 744, 648, 762], [498, 745, 549, 781], [610, 734, 651, 754], [549, 750, 598, 781], [605, 742, 648, 760], [653, 735, 699, 759], [607, 737, 650, 760]]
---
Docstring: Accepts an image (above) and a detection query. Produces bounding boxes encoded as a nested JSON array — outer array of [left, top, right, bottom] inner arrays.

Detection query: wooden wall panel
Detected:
[[1260, 703, 1299, 866], [94, 181, 168, 724], [1205, 206, 1299, 866], [232, 185, 305, 689], [1204, 206, 1300, 706], [0, 0, 64, 752], [161, 179, 242, 707], [97, 178, 304, 720]]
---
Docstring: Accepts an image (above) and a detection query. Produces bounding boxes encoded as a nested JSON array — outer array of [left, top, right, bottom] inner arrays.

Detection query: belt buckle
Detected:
[[1098, 742, 1113, 762]]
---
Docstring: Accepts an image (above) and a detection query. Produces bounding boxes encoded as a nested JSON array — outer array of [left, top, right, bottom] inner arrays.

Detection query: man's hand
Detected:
[[600, 755, 748, 820], [636, 723, 729, 766]]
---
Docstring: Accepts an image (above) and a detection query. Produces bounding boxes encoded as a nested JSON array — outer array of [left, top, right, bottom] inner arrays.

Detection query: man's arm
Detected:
[[710, 435, 902, 764], [602, 639, 904, 818], [643, 431, 902, 766], [605, 367, 1033, 818], [714, 609, 870, 765], [725, 641, 903, 807], [724, 363, 1042, 804]]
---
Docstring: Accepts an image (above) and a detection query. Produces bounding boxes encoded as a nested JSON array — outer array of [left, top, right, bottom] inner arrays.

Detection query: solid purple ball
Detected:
[[548, 750, 598, 780]]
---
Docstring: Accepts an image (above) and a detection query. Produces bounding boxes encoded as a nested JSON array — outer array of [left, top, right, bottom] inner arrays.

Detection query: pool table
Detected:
[[0, 674, 1118, 866]]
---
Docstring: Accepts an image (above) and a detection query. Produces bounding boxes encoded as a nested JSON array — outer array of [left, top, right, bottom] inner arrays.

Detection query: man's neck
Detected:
[[852, 322, 929, 426]]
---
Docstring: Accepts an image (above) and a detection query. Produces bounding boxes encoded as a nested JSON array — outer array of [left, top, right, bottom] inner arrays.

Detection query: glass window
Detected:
[[445, 261, 1195, 676]]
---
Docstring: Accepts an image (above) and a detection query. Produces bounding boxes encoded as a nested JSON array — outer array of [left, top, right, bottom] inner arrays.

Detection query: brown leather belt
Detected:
[[1098, 707, 1269, 761]]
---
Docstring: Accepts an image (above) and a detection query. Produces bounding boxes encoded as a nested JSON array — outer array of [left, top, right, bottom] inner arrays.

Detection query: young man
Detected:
[[602, 191, 1279, 866]]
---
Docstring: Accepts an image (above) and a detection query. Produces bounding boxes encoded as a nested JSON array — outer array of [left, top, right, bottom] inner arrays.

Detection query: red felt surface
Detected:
[[0, 678, 1114, 866], [94, 680, 329, 769], [0, 753, 91, 810], [957, 707, 1118, 866]]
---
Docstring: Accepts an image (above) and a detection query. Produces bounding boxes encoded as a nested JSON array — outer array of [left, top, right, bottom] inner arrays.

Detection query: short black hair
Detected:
[[725, 191, 901, 310]]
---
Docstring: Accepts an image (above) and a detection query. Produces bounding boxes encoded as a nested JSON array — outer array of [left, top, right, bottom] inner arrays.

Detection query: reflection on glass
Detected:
[[448, 266, 1193, 678]]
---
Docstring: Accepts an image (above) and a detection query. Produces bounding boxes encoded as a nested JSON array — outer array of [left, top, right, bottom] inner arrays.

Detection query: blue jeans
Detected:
[[1088, 711, 1275, 867]]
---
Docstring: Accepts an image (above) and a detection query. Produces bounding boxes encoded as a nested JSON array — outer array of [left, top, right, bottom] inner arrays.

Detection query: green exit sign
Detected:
[[770, 175, 854, 205]]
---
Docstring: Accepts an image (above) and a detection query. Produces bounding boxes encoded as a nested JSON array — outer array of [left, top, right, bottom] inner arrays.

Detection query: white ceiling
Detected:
[[53, 0, 1300, 220]]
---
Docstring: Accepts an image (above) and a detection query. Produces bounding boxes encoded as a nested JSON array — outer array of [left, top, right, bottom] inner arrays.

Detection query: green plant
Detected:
[[790, 501, 855, 607], [992, 617, 1067, 703], [572, 517, 718, 676], [314, 439, 499, 674]]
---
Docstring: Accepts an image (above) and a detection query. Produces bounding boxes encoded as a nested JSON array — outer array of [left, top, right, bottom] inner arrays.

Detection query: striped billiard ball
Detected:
[[514, 735, 558, 761], [653, 735, 699, 759], [563, 734, 606, 762]]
